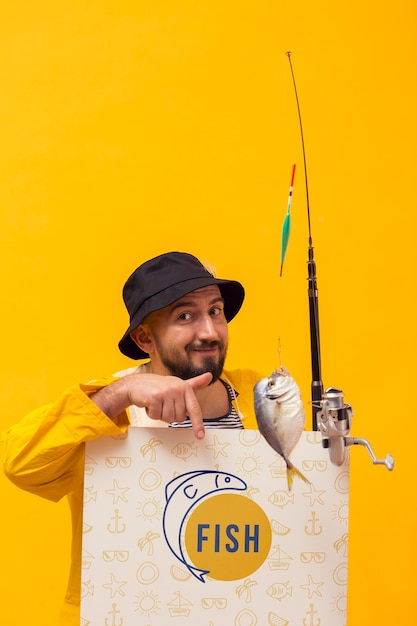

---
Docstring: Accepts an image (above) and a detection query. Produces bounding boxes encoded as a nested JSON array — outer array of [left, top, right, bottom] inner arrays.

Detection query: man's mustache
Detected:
[[186, 340, 224, 352]]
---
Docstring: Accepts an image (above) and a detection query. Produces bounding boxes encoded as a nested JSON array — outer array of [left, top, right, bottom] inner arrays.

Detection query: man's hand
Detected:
[[91, 372, 213, 439]]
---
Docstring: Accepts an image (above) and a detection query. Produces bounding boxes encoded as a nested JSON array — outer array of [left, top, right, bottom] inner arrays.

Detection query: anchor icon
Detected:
[[304, 511, 322, 536], [107, 509, 126, 534], [303, 603, 320, 626], [105, 603, 123, 626], [306, 432, 322, 444]]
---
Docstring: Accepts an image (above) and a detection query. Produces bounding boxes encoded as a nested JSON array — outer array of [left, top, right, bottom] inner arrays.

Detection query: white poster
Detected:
[[81, 429, 349, 625]]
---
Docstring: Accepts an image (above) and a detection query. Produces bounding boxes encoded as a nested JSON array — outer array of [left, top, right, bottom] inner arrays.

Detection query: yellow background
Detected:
[[0, 1, 415, 623]]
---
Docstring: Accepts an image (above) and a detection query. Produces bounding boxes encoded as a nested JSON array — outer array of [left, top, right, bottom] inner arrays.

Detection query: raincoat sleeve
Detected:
[[223, 367, 262, 430], [1, 380, 130, 503]]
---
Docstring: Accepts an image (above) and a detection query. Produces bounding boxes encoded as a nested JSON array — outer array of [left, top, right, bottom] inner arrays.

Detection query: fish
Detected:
[[268, 490, 295, 508], [171, 441, 198, 461], [266, 581, 293, 600], [162, 470, 247, 581], [254, 366, 309, 491]]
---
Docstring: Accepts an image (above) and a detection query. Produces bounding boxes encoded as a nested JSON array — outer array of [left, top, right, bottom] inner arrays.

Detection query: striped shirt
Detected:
[[168, 378, 243, 429]]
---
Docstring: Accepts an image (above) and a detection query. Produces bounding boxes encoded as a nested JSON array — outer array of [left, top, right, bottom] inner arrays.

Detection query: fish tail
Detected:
[[286, 463, 310, 491], [188, 564, 210, 582]]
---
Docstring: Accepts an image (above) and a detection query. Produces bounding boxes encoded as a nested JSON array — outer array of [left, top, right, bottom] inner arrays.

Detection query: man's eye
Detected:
[[210, 306, 222, 316], [178, 312, 191, 321]]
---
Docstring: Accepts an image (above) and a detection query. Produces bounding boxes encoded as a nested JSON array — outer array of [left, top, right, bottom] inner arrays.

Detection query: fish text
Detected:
[[196, 523, 260, 553]]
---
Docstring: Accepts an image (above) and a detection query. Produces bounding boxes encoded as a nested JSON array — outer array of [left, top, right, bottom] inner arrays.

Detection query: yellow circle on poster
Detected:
[[184, 493, 272, 580]]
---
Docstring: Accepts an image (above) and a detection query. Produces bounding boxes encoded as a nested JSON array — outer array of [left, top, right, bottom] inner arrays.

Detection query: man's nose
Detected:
[[196, 315, 218, 339]]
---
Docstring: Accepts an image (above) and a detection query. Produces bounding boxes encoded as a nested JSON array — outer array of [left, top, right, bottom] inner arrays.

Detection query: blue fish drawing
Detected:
[[162, 470, 247, 582]]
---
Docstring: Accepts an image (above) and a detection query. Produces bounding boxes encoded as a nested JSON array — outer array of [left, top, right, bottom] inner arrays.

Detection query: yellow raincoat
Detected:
[[1, 364, 261, 625]]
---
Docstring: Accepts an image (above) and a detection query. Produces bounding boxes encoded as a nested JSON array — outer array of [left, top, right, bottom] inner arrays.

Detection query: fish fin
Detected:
[[287, 464, 310, 491]]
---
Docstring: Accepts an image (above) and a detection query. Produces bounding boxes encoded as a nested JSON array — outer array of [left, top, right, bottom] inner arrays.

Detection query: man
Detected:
[[1, 251, 262, 625]]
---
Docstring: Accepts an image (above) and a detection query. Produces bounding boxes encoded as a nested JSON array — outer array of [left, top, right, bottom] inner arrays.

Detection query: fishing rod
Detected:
[[284, 51, 393, 469], [285, 52, 323, 433]]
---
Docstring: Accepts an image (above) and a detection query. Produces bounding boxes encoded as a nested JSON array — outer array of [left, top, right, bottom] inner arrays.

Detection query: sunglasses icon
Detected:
[[302, 460, 327, 472], [102, 550, 130, 562], [201, 598, 228, 609], [105, 457, 132, 468], [300, 552, 326, 564]]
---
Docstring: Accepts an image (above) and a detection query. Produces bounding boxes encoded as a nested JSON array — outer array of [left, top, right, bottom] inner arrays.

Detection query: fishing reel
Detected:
[[315, 388, 394, 470]]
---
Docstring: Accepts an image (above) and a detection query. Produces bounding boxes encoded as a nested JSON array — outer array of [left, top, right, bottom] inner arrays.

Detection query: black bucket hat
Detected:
[[118, 251, 245, 359]]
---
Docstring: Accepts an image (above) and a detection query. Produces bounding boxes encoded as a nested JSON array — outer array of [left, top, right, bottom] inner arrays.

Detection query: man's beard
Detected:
[[156, 339, 227, 382]]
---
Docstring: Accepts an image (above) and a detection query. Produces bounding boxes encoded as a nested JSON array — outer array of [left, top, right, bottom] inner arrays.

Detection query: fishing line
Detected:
[[285, 52, 312, 245]]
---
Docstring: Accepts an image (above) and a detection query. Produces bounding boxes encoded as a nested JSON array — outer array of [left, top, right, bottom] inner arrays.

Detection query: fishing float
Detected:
[[280, 164, 296, 277]]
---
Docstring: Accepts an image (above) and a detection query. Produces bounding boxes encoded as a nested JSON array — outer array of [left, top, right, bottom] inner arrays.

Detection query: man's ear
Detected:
[[130, 324, 155, 354]]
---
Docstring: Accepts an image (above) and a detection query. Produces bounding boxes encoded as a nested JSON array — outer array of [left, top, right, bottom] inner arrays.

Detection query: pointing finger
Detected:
[[186, 372, 213, 439], [188, 372, 213, 390]]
